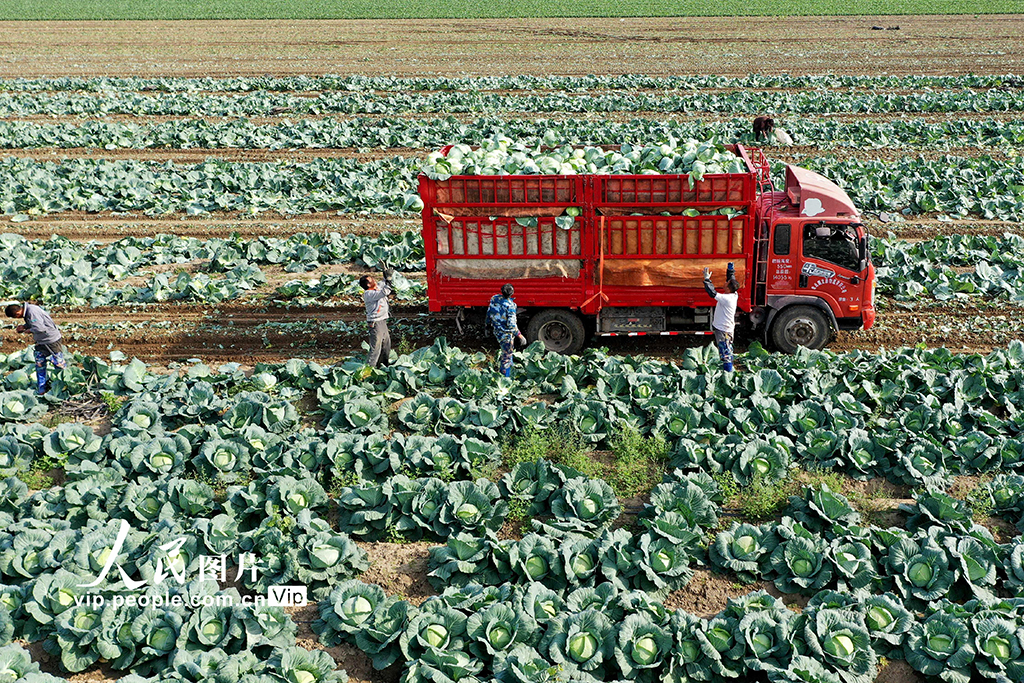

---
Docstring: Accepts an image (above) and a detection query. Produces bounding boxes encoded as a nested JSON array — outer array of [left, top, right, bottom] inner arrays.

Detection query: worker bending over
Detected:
[[6, 302, 66, 395]]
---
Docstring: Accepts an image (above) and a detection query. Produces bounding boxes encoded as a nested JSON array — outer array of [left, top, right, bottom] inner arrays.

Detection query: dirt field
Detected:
[[0, 15, 1023, 78]]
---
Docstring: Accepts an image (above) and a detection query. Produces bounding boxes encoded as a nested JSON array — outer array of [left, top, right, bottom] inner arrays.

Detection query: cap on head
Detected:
[[501, 283, 514, 298]]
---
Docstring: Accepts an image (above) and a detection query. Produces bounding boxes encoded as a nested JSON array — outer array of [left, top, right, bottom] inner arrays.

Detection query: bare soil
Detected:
[[357, 541, 439, 606], [3, 215, 417, 241], [876, 659, 924, 683], [289, 604, 390, 683], [1, 16, 1022, 78], [0, 148, 413, 163], [0, 294, 1008, 367], [664, 569, 766, 617]]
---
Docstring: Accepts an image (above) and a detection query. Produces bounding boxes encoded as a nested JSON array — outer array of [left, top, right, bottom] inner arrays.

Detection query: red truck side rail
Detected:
[[420, 144, 761, 317]]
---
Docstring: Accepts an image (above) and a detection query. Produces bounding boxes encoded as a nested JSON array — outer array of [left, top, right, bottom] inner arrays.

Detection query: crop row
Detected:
[[3, 230, 1021, 310], [0, 152, 1021, 221], [3, 89, 1024, 118], [0, 643, 346, 683], [0, 156, 418, 217], [1, 73, 1019, 93], [802, 154, 1024, 221], [0, 232, 424, 308], [874, 233, 1024, 302], [313, 576, 1024, 683], [425, 478, 1024, 604], [4, 336, 1024, 507], [3, 116, 1024, 151]]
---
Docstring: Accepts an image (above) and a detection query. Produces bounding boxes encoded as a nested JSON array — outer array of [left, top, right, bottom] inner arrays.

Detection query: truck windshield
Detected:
[[803, 223, 860, 272]]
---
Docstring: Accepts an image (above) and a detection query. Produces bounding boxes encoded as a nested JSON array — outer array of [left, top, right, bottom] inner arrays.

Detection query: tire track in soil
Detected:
[[872, 220, 1023, 240], [14, 85, 1014, 98], [24, 300, 1011, 365], [15, 303, 419, 365], [830, 305, 1024, 355]]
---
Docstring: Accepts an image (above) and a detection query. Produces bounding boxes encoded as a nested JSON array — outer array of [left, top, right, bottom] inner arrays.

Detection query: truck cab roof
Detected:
[[784, 165, 860, 220]]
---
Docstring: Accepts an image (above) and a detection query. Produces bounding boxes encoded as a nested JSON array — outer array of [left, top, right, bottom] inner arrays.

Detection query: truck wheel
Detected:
[[526, 309, 586, 355], [770, 306, 832, 353]]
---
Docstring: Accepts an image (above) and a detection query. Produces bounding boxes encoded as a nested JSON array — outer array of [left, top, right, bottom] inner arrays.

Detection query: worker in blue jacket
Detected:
[[486, 284, 527, 377]]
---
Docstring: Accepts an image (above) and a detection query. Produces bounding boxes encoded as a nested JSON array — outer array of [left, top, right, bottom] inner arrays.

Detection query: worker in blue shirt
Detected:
[[486, 284, 527, 377]]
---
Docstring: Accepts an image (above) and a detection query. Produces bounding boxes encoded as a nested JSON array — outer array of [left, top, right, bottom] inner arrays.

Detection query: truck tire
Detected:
[[770, 305, 832, 353], [526, 309, 586, 355]]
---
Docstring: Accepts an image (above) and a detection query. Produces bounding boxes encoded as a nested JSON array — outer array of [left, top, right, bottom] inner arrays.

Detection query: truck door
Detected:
[[766, 222, 798, 295], [796, 221, 869, 321]]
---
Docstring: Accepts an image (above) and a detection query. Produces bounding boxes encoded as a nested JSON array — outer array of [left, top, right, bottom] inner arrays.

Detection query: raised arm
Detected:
[[703, 268, 718, 299]]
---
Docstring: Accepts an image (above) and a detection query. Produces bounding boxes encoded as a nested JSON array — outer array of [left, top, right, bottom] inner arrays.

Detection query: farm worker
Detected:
[[5, 302, 67, 395], [703, 266, 740, 373], [359, 267, 394, 368], [752, 115, 774, 141], [486, 283, 527, 378]]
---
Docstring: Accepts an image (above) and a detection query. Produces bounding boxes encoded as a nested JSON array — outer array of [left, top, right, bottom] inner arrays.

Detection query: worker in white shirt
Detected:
[[703, 265, 740, 372]]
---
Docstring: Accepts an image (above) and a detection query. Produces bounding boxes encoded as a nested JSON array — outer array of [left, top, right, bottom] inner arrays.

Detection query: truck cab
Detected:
[[757, 165, 876, 352]]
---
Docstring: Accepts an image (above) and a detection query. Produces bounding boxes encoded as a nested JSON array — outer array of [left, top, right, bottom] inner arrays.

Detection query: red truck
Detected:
[[417, 144, 875, 354]]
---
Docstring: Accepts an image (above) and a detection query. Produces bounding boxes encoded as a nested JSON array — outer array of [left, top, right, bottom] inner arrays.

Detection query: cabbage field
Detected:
[[4, 338, 1024, 683], [1, 68, 1024, 683]]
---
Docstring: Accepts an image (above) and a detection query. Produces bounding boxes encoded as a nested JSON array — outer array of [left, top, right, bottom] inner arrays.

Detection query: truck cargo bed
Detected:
[[419, 144, 761, 315]]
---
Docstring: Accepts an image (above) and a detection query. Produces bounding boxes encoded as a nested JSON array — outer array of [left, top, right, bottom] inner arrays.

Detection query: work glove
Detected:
[[383, 268, 395, 279], [703, 267, 712, 281], [727, 262, 735, 278], [516, 334, 527, 348]]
